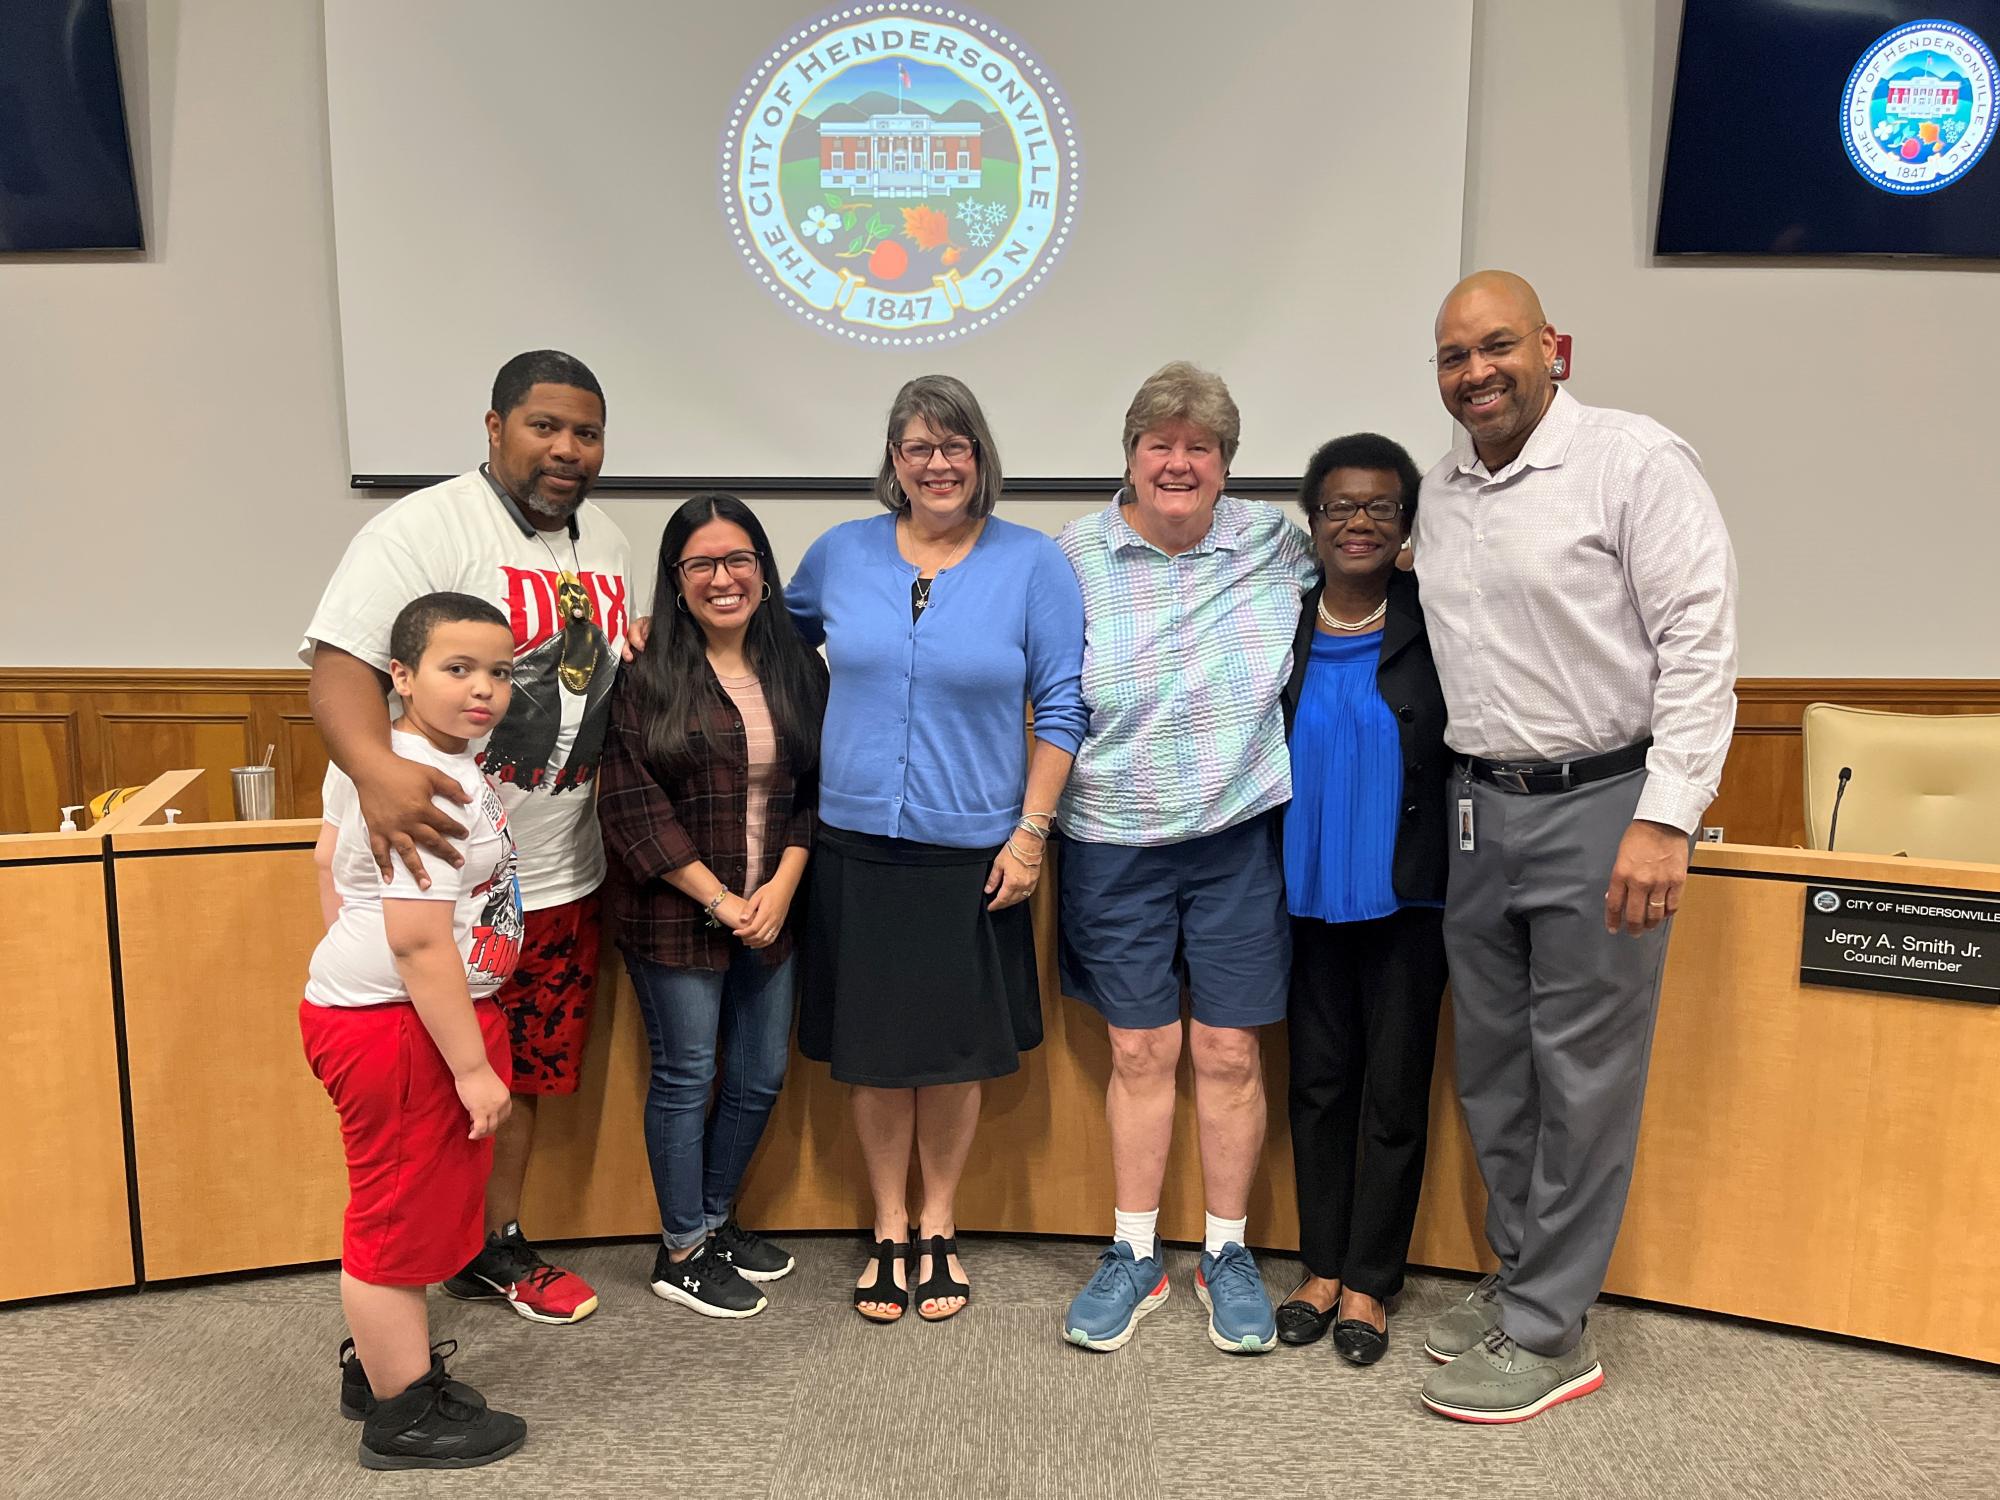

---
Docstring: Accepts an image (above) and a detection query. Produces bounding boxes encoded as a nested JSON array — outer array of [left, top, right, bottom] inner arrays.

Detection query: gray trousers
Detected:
[[1443, 765, 1675, 1355]]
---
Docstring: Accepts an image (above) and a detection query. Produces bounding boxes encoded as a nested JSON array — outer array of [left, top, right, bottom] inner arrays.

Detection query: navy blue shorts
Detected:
[[1057, 812, 1291, 1031]]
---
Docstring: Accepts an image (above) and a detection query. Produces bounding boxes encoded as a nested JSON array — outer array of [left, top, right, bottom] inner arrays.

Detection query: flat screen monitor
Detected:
[[1656, 1, 2000, 257], [0, 0, 144, 252]]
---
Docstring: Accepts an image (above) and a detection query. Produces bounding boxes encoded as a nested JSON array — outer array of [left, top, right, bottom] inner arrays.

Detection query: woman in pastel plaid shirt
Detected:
[[1056, 362, 1318, 1357]]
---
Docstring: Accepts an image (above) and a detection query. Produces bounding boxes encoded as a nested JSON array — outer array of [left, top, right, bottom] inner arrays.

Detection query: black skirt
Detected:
[[799, 825, 1042, 1087]]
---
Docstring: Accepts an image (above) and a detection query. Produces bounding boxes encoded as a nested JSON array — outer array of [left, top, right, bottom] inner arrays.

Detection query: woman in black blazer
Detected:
[[1275, 433, 1450, 1365]]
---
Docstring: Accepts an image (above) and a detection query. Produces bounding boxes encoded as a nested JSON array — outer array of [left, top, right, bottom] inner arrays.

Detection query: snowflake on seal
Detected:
[[955, 199, 1011, 248]]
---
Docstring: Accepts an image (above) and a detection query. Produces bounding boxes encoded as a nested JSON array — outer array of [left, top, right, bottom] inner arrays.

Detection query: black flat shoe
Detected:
[[853, 1238, 911, 1324], [1275, 1298, 1337, 1346], [913, 1234, 971, 1322], [1332, 1317, 1389, 1365]]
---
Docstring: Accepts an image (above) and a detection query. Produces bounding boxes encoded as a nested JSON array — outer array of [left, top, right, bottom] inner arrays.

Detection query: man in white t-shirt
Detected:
[[303, 350, 631, 1325]]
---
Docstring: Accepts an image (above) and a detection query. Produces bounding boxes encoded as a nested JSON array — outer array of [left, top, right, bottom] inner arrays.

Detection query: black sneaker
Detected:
[[357, 1354, 526, 1471], [710, 1219, 796, 1283], [339, 1337, 457, 1420], [442, 1221, 599, 1324], [649, 1238, 767, 1318]]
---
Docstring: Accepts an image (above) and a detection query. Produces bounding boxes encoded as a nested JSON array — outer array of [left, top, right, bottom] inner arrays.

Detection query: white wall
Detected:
[[2, 0, 1994, 674], [1460, 1, 2000, 677]]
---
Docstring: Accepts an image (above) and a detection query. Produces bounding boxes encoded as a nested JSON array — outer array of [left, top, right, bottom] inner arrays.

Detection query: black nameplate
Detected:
[[1800, 883, 2000, 1005]]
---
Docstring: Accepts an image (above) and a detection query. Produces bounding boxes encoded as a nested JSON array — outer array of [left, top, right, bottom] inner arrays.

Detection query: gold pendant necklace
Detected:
[[535, 532, 599, 694]]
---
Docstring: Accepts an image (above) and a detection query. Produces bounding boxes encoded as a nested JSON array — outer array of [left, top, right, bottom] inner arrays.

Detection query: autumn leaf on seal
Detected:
[[901, 205, 953, 250]]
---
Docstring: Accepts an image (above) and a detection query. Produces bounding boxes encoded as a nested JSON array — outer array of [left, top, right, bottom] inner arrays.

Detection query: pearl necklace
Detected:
[[1317, 595, 1388, 632]]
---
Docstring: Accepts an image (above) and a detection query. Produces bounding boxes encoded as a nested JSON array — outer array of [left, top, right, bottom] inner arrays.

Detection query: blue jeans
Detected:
[[622, 947, 796, 1250]]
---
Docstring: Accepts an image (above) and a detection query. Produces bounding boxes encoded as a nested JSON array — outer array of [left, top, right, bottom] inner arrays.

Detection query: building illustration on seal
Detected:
[[1885, 76, 1962, 117], [820, 114, 983, 199]]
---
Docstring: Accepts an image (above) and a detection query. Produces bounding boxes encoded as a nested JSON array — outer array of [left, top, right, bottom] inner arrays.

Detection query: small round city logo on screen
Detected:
[[1841, 20, 1996, 195], [722, 6, 1079, 345], [1813, 890, 1842, 915]]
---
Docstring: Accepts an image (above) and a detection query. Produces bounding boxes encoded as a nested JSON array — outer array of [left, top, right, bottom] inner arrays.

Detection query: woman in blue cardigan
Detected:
[[1276, 433, 1450, 1366], [789, 375, 1085, 1325]]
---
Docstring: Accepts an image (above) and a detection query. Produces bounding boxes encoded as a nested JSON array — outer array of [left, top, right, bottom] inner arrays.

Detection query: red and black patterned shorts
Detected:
[[495, 893, 603, 1096]]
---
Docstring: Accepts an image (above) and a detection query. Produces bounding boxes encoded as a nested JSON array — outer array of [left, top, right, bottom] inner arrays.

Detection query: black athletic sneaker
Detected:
[[357, 1354, 526, 1471], [339, 1337, 457, 1420], [441, 1221, 599, 1324], [710, 1219, 796, 1283], [649, 1238, 767, 1318]]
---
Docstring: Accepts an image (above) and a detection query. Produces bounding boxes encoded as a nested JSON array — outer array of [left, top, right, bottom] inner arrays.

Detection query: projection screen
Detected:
[[323, 1, 1473, 487]]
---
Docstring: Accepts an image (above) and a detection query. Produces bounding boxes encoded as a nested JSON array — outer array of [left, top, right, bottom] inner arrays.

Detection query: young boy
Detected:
[[301, 591, 530, 1470]]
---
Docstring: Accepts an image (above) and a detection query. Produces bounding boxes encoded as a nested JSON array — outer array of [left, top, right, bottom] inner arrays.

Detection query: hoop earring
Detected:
[[760, 582, 772, 602], [673, 593, 690, 613]]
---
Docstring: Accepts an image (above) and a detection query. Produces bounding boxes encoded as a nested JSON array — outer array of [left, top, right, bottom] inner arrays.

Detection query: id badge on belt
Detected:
[[1458, 781, 1475, 852]]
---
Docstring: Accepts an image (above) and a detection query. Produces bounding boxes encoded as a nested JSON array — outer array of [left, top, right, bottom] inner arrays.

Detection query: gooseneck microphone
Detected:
[[1827, 766, 1853, 851]]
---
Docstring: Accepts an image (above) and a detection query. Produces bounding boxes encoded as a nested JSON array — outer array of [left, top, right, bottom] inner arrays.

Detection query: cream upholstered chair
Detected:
[[1800, 703, 2000, 862]]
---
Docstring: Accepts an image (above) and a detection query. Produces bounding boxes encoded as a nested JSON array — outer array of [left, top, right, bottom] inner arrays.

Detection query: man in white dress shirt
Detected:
[[1412, 272, 1737, 1423]]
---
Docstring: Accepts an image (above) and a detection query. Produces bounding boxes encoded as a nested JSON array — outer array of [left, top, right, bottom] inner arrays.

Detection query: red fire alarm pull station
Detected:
[[1552, 332, 1573, 381]]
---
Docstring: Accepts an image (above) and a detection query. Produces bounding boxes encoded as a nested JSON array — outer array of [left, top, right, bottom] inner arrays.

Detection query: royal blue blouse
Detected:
[[1283, 630, 1405, 924]]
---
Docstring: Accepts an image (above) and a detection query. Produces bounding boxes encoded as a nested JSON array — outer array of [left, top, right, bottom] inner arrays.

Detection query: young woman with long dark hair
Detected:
[[597, 493, 826, 1319]]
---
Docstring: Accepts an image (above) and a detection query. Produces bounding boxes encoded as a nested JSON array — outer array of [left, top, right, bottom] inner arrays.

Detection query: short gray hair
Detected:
[[1121, 361, 1240, 472], [873, 374, 1004, 519]]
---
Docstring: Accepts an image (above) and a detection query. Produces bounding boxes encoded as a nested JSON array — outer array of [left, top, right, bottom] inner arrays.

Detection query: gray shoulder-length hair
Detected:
[[873, 374, 1004, 518], [1120, 361, 1242, 474]]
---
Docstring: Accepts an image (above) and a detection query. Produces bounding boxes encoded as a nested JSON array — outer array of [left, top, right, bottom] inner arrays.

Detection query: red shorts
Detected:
[[494, 893, 603, 1096], [299, 997, 511, 1286]]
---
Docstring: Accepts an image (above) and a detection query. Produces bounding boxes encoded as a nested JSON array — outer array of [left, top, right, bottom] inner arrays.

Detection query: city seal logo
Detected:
[[1814, 890, 1842, 915], [722, 6, 1079, 344], [1841, 20, 1996, 195]]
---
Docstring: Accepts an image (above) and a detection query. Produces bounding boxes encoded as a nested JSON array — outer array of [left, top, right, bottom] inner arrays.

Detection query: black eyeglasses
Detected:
[[1432, 323, 1545, 374], [1309, 499, 1403, 525], [675, 549, 762, 583], [892, 437, 977, 465]]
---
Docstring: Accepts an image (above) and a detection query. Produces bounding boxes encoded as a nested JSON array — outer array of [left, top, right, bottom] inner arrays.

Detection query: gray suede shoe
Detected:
[[1422, 1273, 1502, 1362], [1420, 1327, 1604, 1424]]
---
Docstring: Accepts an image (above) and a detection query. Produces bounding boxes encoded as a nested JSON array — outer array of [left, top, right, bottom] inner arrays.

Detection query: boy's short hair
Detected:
[[389, 592, 512, 671]]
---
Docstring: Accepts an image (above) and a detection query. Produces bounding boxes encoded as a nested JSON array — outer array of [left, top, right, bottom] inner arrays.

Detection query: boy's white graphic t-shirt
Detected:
[[300, 469, 631, 910], [306, 733, 523, 1009]]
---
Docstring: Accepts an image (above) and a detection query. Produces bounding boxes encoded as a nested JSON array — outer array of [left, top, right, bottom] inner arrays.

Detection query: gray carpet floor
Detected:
[[2, 1235, 1993, 1499]]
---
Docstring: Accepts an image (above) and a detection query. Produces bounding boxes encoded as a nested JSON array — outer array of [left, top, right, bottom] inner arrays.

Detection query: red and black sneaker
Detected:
[[442, 1221, 600, 1325]]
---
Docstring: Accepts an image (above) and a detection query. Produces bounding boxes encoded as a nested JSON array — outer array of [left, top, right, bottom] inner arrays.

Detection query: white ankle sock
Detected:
[[1204, 1211, 1247, 1259], [1113, 1208, 1158, 1260]]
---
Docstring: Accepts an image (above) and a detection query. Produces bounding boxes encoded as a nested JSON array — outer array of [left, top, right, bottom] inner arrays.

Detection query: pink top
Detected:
[[715, 669, 777, 892]]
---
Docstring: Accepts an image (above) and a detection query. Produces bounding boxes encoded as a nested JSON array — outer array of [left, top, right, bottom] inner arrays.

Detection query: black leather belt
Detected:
[[1461, 739, 1651, 795]]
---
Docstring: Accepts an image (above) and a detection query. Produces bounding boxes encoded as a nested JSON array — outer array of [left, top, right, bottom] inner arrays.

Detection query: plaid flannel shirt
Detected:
[[596, 664, 821, 970]]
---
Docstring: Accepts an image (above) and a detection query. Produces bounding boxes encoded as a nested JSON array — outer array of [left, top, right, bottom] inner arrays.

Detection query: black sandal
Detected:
[[914, 1234, 971, 1322], [853, 1238, 910, 1323]]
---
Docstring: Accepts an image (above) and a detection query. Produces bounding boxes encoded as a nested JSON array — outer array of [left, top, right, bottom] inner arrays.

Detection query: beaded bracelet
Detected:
[[703, 888, 731, 928]]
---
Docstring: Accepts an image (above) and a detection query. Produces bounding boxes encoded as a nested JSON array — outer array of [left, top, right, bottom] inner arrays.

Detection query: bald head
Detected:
[[1435, 270, 1546, 340], [1432, 269, 1559, 471]]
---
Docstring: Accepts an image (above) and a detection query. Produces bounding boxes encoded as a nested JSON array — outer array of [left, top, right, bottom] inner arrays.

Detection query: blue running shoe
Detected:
[[1195, 1242, 1277, 1354], [1063, 1240, 1170, 1352]]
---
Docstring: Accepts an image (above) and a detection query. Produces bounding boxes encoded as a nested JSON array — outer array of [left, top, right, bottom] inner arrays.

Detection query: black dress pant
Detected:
[[1287, 907, 1448, 1299]]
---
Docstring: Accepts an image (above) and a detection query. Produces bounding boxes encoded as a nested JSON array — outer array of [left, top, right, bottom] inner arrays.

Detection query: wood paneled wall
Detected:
[[1706, 679, 2000, 848], [0, 670, 328, 833], [6, 671, 2000, 840]]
